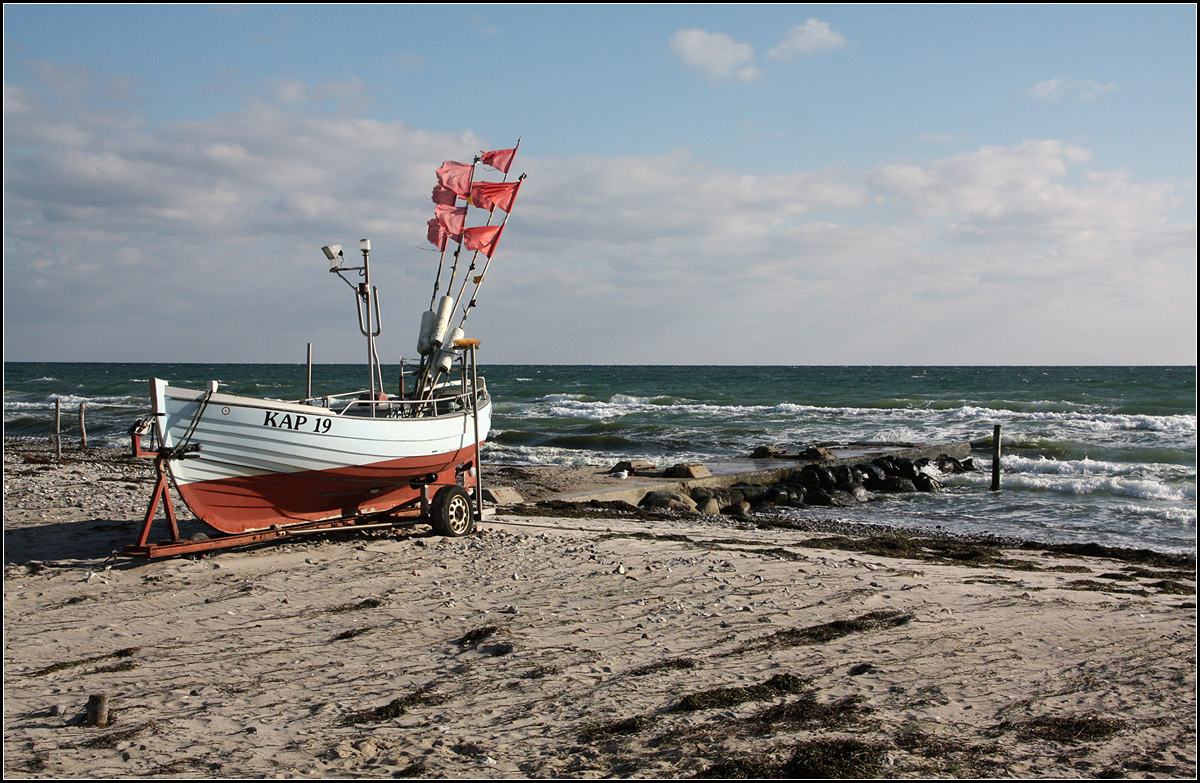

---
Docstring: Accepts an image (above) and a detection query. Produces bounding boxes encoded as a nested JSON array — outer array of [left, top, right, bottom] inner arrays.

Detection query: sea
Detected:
[[4, 363, 1196, 555]]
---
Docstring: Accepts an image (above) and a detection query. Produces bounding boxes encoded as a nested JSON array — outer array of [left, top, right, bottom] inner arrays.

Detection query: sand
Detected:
[[3, 441, 1196, 778]]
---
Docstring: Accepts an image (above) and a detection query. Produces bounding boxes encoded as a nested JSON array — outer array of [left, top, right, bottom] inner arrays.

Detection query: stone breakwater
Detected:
[[639, 453, 976, 517]]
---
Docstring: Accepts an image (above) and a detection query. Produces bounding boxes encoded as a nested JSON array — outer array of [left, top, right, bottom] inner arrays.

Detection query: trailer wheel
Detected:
[[431, 485, 475, 537]]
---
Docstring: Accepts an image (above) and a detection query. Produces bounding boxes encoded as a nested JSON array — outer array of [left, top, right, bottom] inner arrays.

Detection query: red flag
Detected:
[[470, 180, 521, 213], [431, 184, 457, 206], [436, 160, 473, 199], [479, 147, 516, 174], [435, 204, 466, 239], [462, 224, 504, 258], [426, 218, 448, 251]]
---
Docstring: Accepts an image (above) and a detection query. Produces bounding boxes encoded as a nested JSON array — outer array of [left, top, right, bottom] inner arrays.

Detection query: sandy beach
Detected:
[[3, 440, 1196, 778]]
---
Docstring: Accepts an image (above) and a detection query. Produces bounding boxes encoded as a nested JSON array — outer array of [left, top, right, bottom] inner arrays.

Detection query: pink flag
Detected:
[[436, 160, 473, 199], [431, 184, 457, 206], [470, 180, 521, 214], [435, 204, 466, 239], [426, 218, 448, 251], [479, 147, 517, 174], [462, 224, 504, 258]]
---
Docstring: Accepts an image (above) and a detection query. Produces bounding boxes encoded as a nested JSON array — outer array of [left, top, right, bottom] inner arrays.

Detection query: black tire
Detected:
[[431, 485, 475, 537]]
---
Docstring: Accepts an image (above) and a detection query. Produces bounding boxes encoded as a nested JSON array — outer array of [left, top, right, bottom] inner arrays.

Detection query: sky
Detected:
[[3, 4, 1196, 365]]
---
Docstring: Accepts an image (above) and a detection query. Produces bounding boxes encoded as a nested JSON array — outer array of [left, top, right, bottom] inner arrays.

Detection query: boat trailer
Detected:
[[121, 447, 457, 559]]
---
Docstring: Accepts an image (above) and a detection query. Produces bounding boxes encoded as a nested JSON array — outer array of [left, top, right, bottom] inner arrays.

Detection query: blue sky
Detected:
[[4, 4, 1196, 364]]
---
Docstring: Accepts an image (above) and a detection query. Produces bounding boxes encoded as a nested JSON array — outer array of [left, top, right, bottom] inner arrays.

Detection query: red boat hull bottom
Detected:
[[172, 446, 479, 535]]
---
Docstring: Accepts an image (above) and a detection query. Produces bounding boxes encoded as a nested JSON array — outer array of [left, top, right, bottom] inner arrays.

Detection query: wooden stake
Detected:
[[990, 424, 1002, 491], [79, 401, 88, 448], [86, 693, 108, 727], [55, 397, 62, 461]]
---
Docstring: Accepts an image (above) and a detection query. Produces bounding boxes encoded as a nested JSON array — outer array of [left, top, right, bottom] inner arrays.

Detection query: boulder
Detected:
[[913, 473, 944, 493], [690, 486, 734, 508], [803, 487, 836, 506], [722, 501, 752, 518], [836, 481, 871, 502], [857, 463, 888, 485], [873, 456, 920, 481], [611, 459, 655, 475], [799, 465, 836, 491], [878, 476, 918, 493], [665, 462, 712, 479], [769, 484, 804, 506], [731, 483, 770, 504], [828, 489, 859, 506], [936, 454, 977, 473], [639, 489, 697, 511], [799, 445, 836, 461]]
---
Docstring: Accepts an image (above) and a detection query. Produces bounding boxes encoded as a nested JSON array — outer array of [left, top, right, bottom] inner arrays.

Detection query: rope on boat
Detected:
[[168, 389, 213, 460]]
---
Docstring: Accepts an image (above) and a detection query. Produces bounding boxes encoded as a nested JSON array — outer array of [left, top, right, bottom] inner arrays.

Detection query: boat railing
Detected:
[[299, 382, 486, 419]]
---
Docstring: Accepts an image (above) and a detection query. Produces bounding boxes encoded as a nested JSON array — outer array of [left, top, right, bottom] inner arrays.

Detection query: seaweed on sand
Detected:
[[76, 721, 157, 749], [454, 625, 501, 647], [696, 738, 887, 779], [577, 672, 811, 744], [577, 714, 658, 743], [626, 657, 699, 677], [989, 712, 1127, 743], [339, 682, 449, 725], [28, 646, 140, 677], [732, 609, 912, 654], [668, 673, 811, 713], [327, 598, 382, 613], [747, 693, 870, 730]]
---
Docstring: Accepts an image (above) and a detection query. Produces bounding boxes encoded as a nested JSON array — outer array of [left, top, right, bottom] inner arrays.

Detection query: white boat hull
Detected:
[[151, 379, 490, 534]]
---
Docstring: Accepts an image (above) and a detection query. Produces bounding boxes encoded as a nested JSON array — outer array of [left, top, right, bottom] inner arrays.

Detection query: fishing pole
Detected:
[[456, 173, 524, 334], [415, 157, 479, 398]]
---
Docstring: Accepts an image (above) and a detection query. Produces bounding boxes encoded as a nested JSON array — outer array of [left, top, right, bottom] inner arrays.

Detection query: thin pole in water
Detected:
[[990, 424, 1002, 491]]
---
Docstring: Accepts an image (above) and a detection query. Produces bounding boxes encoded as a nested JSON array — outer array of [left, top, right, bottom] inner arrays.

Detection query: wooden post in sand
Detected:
[[79, 401, 88, 448], [54, 397, 62, 461], [990, 424, 1002, 491], [85, 693, 109, 727]]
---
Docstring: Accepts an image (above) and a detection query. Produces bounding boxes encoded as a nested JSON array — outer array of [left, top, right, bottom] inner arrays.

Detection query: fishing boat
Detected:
[[126, 144, 523, 556]]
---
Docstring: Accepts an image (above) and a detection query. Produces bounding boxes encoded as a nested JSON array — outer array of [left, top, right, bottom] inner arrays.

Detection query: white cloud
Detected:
[[767, 18, 848, 59], [870, 140, 1094, 218], [2, 69, 1194, 364], [1029, 77, 1118, 102], [669, 28, 763, 84]]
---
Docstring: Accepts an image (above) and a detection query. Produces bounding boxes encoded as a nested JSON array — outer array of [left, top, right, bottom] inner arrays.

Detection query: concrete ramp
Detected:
[[553, 441, 973, 506]]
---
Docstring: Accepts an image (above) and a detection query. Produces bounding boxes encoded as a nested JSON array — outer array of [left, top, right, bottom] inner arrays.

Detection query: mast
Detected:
[[324, 239, 384, 413]]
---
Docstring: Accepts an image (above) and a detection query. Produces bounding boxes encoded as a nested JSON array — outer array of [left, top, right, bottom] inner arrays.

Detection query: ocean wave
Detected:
[[1003, 454, 1140, 476], [5, 394, 143, 410], [538, 393, 589, 403], [1122, 503, 1198, 525], [484, 444, 619, 467], [953, 467, 1194, 503], [953, 405, 1195, 433]]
